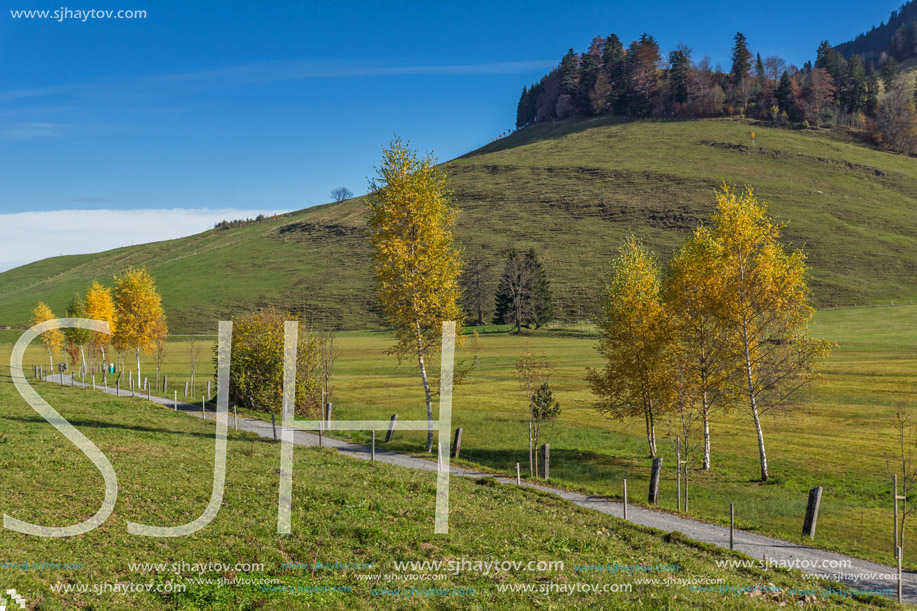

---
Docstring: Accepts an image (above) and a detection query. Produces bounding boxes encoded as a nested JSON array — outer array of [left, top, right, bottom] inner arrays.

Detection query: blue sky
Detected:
[[0, 0, 903, 269]]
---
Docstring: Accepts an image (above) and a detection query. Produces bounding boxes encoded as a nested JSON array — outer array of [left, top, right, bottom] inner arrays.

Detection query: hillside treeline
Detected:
[[516, 32, 917, 154], [835, 0, 917, 63]]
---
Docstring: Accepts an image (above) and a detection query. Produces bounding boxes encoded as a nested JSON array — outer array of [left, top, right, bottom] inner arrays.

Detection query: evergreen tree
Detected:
[[881, 56, 900, 90], [460, 256, 494, 326], [558, 49, 580, 95], [668, 45, 691, 107], [515, 86, 529, 128], [525, 249, 554, 328], [731, 32, 752, 85], [755, 52, 765, 79], [815, 40, 845, 86], [603, 34, 627, 113], [841, 54, 867, 112], [494, 248, 553, 331], [775, 71, 795, 112], [866, 67, 880, 116], [577, 51, 599, 115]]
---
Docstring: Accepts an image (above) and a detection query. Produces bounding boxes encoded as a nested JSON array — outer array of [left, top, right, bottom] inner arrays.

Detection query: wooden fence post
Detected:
[[371, 430, 376, 462], [184, 381, 188, 398], [730, 503, 735, 550], [802, 486, 823, 539], [540, 443, 550, 480], [623, 479, 628, 520], [174, 390, 177, 411], [385, 414, 398, 443], [207, 380, 211, 399], [528, 421, 534, 478], [676, 438, 682, 510], [271, 414, 277, 440], [648, 457, 663, 505], [516, 462, 521, 485], [453, 427, 463, 459]]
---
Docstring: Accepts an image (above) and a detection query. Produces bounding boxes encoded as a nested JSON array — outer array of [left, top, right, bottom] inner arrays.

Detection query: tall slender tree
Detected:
[[85, 281, 116, 383], [731, 33, 752, 85], [712, 186, 833, 482], [31, 302, 63, 370], [587, 238, 675, 457], [664, 227, 735, 470], [366, 137, 463, 453], [64, 293, 91, 376]]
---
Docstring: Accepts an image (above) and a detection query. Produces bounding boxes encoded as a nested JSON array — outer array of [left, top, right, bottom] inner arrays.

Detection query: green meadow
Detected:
[[0, 338, 895, 609], [3, 303, 913, 576]]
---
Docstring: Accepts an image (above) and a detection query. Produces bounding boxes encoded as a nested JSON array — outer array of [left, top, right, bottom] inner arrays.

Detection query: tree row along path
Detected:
[[44, 374, 917, 605]]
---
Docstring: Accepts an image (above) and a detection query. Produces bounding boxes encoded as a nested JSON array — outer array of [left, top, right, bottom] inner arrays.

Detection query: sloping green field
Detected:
[[0, 118, 914, 331]]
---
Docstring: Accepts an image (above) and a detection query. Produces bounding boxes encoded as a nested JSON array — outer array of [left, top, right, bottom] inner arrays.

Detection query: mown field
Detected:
[[0, 344, 895, 609], [0, 117, 914, 332], [3, 303, 913, 578]]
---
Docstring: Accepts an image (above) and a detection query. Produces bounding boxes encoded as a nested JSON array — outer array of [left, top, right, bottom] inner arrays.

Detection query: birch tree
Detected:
[[587, 237, 676, 457], [30, 302, 62, 370], [113, 266, 167, 381], [85, 281, 116, 382], [712, 186, 832, 481], [366, 137, 463, 453], [663, 226, 735, 470]]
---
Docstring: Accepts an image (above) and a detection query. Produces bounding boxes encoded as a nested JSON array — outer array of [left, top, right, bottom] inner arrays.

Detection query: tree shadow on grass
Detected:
[[0, 414, 276, 444]]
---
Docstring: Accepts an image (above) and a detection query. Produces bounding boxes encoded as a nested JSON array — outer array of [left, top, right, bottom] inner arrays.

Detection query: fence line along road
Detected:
[[42, 373, 917, 604]]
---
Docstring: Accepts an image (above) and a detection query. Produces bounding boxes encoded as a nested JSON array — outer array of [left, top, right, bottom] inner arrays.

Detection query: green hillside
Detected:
[[0, 118, 915, 331]]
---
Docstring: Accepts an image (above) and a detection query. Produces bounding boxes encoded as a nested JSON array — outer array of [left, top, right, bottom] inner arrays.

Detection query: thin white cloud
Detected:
[[2, 122, 65, 139], [0, 208, 291, 272], [0, 59, 557, 103]]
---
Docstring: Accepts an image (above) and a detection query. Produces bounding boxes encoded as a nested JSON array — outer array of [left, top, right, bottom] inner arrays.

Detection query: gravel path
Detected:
[[49, 374, 916, 604]]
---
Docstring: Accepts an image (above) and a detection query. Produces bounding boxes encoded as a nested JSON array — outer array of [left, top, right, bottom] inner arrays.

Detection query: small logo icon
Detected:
[[0, 588, 27, 611]]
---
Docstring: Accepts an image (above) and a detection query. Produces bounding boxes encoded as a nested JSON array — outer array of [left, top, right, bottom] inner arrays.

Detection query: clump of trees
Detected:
[[113, 266, 168, 381], [494, 248, 553, 332], [214, 214, 270, 230], [516, 31, 917, 154], [589, 187, 833, 480], [29, 268, 167, 381], [226, 307, 321, 416]]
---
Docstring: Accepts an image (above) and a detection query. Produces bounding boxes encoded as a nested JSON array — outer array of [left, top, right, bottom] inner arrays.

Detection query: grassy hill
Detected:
[[0, 118, 915, 331]]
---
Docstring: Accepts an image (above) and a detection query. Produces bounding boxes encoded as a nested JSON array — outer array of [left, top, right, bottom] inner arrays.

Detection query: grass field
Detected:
[[3, 303, 914, 578], [0, 345, 896, 609], [0, 117, 914, 332]]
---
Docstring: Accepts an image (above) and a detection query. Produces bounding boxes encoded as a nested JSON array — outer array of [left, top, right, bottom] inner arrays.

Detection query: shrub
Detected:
[[224, 308, 321, 416]]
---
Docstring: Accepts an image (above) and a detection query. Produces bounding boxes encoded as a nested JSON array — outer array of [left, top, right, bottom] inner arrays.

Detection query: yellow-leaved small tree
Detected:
[[85, 281, 117, 384], [712, 186, 833, 482], [587, 237, 676, 457], [113, 266, 167, 381], [663, 226, 737, 471], [31, 301, 63, 370], [366, 137, 463, 453]]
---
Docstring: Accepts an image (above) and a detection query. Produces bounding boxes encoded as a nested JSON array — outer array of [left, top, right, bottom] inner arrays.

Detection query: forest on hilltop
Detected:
[[516, 20, 917, 154]]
